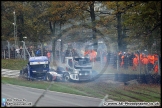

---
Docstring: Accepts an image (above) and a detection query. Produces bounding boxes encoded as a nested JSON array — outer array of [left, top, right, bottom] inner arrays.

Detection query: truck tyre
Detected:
[[63, 73, 70, 82], [23, 72, 28, 78], [46, 73, 52, 82], [23, 72, 30, 81]]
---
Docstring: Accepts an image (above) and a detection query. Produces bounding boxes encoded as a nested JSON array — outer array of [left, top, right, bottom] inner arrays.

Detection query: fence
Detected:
[[1, 40, 161, 76], [1, 41, 53, 61]]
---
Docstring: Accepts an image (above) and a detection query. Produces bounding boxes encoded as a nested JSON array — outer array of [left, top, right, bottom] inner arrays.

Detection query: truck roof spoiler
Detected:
[[29, 56, 49, 62]]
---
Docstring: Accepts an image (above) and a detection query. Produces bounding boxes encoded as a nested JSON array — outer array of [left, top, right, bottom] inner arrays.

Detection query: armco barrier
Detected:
[[114, 73, 161, 84]]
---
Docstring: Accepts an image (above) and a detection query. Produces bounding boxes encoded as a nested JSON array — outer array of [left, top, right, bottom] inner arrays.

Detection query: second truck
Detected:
[[63, 56, 94, 81]]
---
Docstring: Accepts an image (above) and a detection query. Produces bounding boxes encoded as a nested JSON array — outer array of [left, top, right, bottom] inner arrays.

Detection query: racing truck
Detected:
[[20, 56, 67, 81], [63, 56, 93, 81]]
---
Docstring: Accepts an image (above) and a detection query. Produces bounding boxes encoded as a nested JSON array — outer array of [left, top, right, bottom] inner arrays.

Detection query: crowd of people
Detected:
[[1, 45, 52, 61], [63, 49, 160, 74], [117, 51, 160, 74]]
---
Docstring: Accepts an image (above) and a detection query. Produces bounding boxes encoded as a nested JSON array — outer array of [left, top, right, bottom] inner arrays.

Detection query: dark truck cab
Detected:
[[20, 56, 49, 80]]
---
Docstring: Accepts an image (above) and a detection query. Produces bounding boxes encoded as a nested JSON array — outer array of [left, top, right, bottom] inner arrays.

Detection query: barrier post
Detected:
[[7, 41, 10, 59], [4, 50, 5, 59], [22, 41, 26, 60]]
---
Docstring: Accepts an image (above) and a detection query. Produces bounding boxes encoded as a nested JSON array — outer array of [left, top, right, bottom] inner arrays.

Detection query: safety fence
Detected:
[[1, 41, 161, 76], [91, 73, 161, 84], [1, 41, 53, 61]]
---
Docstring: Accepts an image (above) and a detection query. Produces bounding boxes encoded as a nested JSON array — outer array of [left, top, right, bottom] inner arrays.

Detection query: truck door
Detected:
[[68, 59, 73, 68]]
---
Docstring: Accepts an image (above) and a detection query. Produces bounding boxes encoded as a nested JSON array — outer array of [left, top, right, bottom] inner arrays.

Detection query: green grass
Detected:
[[2, 59, 28, 70], [1, 59, 161, 104]]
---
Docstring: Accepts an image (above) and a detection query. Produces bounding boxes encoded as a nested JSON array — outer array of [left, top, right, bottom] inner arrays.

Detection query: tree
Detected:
[[122, 1, 161, 54], [100, 1, 161, 54], [47, 1, 81, 59]]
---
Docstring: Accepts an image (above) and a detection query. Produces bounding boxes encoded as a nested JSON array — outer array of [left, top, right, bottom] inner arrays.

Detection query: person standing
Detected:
[[47, 51, 51, 61], [123, 53, 129, 69], [142, 55, 149, 74], [36, 48, 41, 56], [19, 46, 23, 58], [153, 54, 159, 74], [132, 57, 138, 71], [15, 46, 20, 59], [120, 54, 124, 68]]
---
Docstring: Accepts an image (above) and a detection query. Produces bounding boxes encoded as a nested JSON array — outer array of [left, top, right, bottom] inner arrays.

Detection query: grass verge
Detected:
[[2, 59, 28, 70]]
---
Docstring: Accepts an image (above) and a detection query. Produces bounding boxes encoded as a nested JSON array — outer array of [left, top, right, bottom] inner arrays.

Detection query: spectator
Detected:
[[15, 46, 20, 59], [132, 57, 138, 71], [36, 48, 41, 56], [31, 49, 35, 57], [129, 52, 135, 67], [47, 51, 51, 61], [154, 63, 158, 74], [142, 55, 149, 74], [10, 47, 15, 59], [147, 54, 154, 72], [19, 46, 23, 58], [118, 51, 122, 66], [120, 54, 124, 68], [123, 53, 129, 69], [43, 49, 47, 56], [153, 54, 159, 73]]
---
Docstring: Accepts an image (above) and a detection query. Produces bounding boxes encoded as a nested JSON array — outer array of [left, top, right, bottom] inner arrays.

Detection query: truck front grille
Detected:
[[79, 71, 91, 80], [79, 71, 90, 74]]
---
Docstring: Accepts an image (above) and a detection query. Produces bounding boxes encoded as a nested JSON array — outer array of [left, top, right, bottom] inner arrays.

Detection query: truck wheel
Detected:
[[46, 73, 52, 82], [23, 72, 28, 78], [23, 72, 30, 81], [64, 73, 70, 82]]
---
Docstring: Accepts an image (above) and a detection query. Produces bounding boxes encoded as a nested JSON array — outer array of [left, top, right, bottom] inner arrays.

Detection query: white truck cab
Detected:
[[65, 56, 93, 81]]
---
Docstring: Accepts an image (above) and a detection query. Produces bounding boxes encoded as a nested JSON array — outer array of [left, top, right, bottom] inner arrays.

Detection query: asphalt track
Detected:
[[2, 83, 115, 107], [1, 68, 115, 107]]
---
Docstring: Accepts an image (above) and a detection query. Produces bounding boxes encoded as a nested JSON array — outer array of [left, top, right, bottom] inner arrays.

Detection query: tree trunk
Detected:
[[59, 21, 63, 53], [49, 21, 56, 60], [116, 2, 122, 52], [18, 12, 24, 42], [89, 1, 97, 51]]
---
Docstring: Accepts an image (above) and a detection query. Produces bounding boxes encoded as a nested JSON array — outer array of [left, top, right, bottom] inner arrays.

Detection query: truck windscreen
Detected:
[[30, 64, 48, 70], [74, 58, 90, 65]]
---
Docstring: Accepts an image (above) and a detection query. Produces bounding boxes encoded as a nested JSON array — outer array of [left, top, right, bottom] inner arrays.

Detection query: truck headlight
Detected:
[[74, 70, 78, 73], [79, 73, 82, 75]]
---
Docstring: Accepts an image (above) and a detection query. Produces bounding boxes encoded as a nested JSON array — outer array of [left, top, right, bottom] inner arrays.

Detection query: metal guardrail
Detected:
[[92, 73, 161, 84], [2, 69, 20, 78]]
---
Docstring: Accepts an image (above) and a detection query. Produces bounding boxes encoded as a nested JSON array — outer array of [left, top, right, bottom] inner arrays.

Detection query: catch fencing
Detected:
[[1, 41, 53, 61], [1, 40, 161, 76]]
